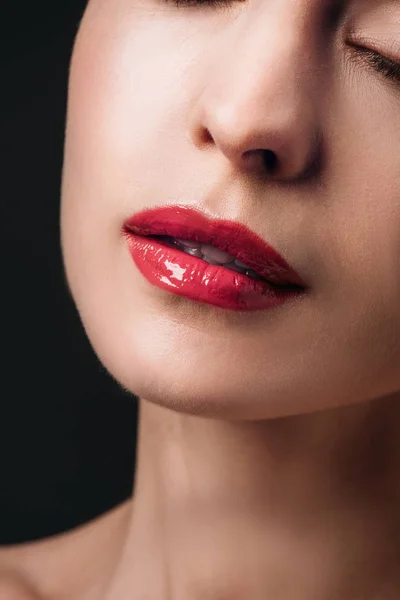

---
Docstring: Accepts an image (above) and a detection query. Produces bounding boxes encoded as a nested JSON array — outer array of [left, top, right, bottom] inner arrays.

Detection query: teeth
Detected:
[[202, 257, 223, 265], [169, 236, 263, 281], [175, 238, 203, 249], [181, 247, 203, 258], [201, 243, 236, 265], [145, 235, 297, 286], [234, 259, 250, 269]]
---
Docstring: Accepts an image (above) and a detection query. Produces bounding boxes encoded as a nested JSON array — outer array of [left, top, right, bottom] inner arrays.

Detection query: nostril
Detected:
[[262, 149, 278, 172], [242, 148, 278, 174]]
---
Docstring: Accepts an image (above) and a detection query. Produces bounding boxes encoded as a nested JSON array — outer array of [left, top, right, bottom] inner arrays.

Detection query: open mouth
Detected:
[[146, 235, 303, 291], [123, 205, 307, 311]]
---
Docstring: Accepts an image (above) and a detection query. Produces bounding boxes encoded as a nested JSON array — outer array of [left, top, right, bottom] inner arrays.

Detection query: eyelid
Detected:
[[346, 28, 400, 64], [345, 36, 400, 88]]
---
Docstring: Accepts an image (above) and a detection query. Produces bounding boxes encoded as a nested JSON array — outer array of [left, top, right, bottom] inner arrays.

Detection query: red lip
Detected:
[[122, 205, 307, 312]]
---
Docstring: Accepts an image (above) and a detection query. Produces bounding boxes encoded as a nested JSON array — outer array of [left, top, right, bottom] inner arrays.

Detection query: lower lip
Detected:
[[124, 234, 304, 312]]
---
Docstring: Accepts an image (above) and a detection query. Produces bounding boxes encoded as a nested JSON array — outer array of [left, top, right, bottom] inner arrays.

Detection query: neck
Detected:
[[105, 395, 400, 600]]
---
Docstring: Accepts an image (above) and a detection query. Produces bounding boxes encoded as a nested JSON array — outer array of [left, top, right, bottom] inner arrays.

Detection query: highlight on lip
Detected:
[[122, 206, 307, 312], [144, 234, 272, 283], [122, 204, 307, 288]]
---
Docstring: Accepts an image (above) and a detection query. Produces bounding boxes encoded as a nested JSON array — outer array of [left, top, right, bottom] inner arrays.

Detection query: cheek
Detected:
[[320, 82, 400, 387], [65, 6, 200, 195], [62, 8, 209, 291], [60, 6, 204, 362], [321, 64, 400, 296]]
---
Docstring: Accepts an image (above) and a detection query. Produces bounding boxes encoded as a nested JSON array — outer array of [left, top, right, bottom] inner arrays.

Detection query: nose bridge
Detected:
[[190, 5, 322, 180], [222, 16, 312, 135]]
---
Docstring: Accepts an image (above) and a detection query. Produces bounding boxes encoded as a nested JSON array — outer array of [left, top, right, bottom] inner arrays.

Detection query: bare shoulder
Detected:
[[0, 500, 132, 599]]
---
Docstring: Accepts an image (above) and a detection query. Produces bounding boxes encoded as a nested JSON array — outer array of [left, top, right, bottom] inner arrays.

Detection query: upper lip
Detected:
[[122, 205, 307, 289]]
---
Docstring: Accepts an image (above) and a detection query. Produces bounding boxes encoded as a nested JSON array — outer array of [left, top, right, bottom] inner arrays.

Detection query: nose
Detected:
[[188, 7, 323, 181]]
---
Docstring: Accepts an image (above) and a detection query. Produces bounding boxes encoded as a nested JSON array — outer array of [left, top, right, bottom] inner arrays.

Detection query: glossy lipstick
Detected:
[[122, 205, 307, 312]]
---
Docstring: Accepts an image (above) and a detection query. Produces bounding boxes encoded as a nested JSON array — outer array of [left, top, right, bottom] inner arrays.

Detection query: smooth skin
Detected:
[[3, 0, 400, 598]]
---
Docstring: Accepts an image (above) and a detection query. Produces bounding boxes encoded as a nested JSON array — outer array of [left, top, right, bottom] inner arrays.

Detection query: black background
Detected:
[[1, 2, 137, 544]]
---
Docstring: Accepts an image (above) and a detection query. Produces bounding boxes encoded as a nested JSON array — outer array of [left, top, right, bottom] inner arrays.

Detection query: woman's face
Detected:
[[61, 0, 400, 420]]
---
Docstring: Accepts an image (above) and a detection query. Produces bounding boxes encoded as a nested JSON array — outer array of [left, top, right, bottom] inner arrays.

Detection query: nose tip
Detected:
[[191, 107, 322, 181], [187, 18, 323, 182]]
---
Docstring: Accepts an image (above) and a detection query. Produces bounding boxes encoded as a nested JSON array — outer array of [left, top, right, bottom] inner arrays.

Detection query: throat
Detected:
[[110, 397, 400, 600]]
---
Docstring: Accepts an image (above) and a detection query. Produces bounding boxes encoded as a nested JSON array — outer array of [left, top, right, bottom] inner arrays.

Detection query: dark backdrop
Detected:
[[1, 2, 137, 544]]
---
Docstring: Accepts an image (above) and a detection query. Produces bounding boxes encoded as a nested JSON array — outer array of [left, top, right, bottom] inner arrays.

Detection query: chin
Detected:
[[82, 328, 371, 422]]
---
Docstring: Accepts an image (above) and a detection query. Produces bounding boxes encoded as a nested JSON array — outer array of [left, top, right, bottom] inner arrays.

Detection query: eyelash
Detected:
[[165, 1, 400, 86], [167, 0, 233, 5], [351, 46, 400, 85]]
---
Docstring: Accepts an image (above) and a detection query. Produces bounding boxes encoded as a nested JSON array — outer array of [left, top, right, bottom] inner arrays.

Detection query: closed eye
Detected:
[[164, 0, 240, 7], [348, 44, 400, 86]]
